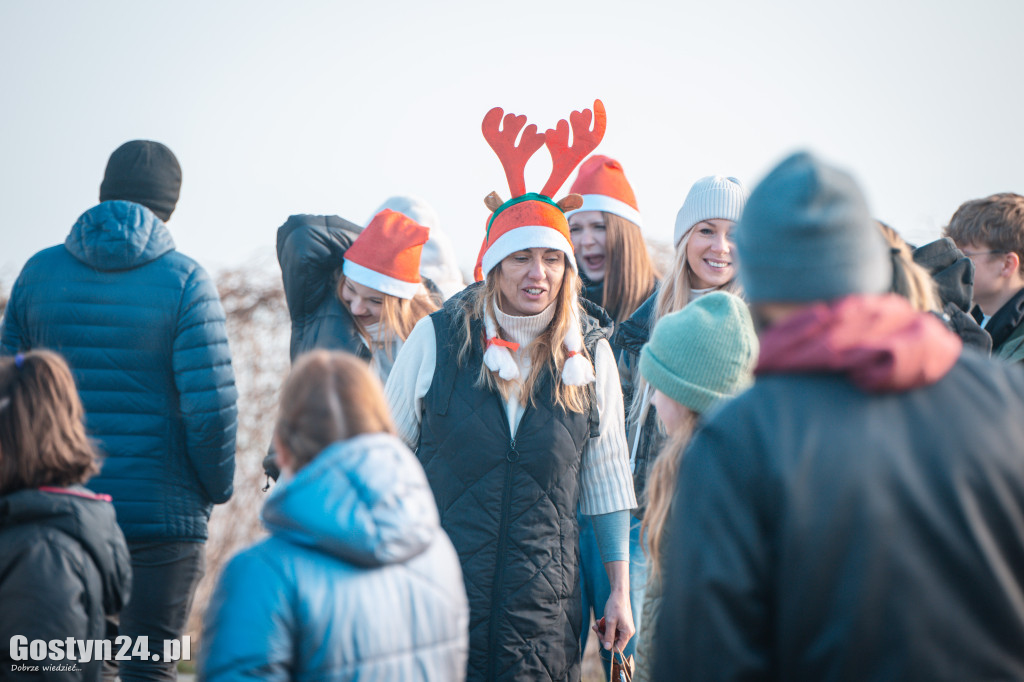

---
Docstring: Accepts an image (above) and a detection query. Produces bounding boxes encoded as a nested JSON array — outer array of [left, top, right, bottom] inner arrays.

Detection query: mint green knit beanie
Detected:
[[639, 291, 759, 414]]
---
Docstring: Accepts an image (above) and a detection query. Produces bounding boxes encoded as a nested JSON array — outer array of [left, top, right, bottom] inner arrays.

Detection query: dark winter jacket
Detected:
[[911, 237, 992, 353], [981, 286, 1024, 363], [611, 291, 661, 515], [277, 214, 366, 363], [0, 486, 132, 682], [416, 288, 610, 682], [0, 201, 237, 541], [653, 295, 1024, 681], [201, 434, 469, 682]]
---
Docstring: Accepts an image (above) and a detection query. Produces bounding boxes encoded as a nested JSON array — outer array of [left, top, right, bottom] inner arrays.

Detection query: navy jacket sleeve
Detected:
[[173, 265, 238, 505], [0, 275, 25, 355], [652, 410, 775, 681], [200, 548, 294, 682]]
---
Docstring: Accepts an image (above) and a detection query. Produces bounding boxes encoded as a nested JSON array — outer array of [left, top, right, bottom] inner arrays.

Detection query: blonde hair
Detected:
[[877, 222, 942, 313], [629, 225, 743, 426], [336, 274, 438, 358], [457, 257, 591, 415], [0, 350, 99, 495], [274, 350, 396, 471], [600, 212, 659, 323], [641, 409, 699, 584]]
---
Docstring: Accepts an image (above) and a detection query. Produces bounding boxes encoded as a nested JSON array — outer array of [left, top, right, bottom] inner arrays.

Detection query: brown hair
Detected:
[[641, 409, 699, 584], [336, 274, 439, 358], [0, 350, 99, 495], [877, 222, 941, 313], [943, 193, 1024, 274], [458, 255, 591, 415], [600, 212, 659, 323], [274, 350, 396, 471]]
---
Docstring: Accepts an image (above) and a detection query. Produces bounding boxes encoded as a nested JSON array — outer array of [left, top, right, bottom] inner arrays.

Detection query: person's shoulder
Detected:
[[15, 244, 74, 275], [951, 345, 1024, 391]]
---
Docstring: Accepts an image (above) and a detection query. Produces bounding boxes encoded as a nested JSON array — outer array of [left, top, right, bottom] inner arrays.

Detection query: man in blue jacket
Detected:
[[1, 140, 238, 681], [652, 151, 1024, 680]]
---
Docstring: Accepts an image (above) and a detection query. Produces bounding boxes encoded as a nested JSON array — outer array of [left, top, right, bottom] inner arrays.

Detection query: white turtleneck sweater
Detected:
[[384, 302, 636, 518], [359, 321, 403, 385]]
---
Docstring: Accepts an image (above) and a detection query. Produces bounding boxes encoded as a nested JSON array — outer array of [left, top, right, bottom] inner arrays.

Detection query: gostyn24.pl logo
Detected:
[[9, 635, 191, 665]]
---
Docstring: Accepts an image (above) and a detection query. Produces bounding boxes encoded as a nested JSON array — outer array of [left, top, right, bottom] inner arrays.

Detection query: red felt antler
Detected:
[[482, 107, 546, 198], [540, 99, 607, 198]]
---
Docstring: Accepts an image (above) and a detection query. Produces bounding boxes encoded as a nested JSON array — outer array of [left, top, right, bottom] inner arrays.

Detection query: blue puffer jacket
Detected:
[[0, 201, 237, 541], [200, 433, 469, 682]]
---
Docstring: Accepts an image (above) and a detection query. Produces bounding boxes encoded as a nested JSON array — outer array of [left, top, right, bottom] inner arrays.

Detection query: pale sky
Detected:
[[2, 0, 1022, 283]]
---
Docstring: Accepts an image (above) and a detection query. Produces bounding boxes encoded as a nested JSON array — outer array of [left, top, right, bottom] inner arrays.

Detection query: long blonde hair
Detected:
[[457, 257, 591, 415], [629, 227, 743, 426], [641, 409, 699, 583], [877, 222, 942, 313], [601, 212, 659, 323], [336, 274, 438, 358], [274, 350, 396, 471]]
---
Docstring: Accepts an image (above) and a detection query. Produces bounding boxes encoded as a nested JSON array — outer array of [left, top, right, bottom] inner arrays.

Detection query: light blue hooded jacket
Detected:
[[200, 433, 469, 682]]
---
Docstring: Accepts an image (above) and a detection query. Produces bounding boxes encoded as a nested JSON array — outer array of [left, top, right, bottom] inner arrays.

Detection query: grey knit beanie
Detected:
[[734, 151, 890, 303], [99, 140, 182, 222], [673, 175, 748, 245], [639, 291, 758, 414]]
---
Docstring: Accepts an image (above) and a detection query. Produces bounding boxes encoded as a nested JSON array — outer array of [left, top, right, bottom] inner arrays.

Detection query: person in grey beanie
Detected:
[[652, 151, 1024, 681], [2, 140, 237, 682]]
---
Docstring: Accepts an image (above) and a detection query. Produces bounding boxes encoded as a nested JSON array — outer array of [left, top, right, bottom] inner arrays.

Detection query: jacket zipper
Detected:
[[488, 395, 522, 681]]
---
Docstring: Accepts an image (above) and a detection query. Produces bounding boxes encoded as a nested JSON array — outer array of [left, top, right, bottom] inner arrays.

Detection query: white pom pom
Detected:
[[560, 303, 594, 385], [561, 353, 595, 385], [483, 306, 521, 381], [484, 344, 520, 380]]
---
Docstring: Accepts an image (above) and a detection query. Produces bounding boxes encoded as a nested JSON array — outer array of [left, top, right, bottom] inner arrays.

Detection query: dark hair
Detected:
[[0, 350, 99, 495]]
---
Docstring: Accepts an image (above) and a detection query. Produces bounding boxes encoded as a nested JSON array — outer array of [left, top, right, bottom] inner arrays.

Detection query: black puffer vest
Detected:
[[418, 286, 610, 681]]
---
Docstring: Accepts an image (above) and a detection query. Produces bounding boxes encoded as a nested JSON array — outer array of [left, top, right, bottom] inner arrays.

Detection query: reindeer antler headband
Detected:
[[477, 100, 607, 386]]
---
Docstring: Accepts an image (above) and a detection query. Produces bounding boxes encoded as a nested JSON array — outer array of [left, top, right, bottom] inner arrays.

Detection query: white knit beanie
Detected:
[[674, 176, 748, 246]]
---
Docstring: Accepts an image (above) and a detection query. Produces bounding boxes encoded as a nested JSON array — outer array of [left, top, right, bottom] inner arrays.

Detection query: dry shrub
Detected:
[[184, 261, 290, 657]]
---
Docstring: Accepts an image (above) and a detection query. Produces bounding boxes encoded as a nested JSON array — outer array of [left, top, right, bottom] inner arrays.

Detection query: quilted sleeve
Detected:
[[173, 265, 238, 505], [276, 215, 359, 325], [0, 273, 26, 355], [199, 547, 294, 682]]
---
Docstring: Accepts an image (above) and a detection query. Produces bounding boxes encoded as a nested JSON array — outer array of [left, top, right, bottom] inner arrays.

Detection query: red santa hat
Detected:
[[477, 100, 608, 386], [565, 154, 643, 228], [342, 209, 428, 299]]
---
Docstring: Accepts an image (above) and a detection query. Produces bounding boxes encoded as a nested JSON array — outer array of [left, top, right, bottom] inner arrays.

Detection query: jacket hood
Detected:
[[262, 433, 441, 567], [65, 200, 175, 271], [912, 237, 974, 312], [0, 486, 131, 613], [756, 294, 962, 393]]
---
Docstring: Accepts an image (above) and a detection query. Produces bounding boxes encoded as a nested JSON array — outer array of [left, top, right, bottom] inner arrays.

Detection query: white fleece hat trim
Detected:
[[481, 224, 577, 278], [342, 259, 421, 300], [565, 194, 643, 229]]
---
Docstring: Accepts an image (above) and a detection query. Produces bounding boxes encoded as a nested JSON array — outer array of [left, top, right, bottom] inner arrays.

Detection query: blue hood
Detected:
[[65, 200, 175, 271], [262, 433, 441, 567]]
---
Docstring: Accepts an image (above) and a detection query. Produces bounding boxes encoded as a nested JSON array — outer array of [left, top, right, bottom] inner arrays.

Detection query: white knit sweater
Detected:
[[384, 303, 636, 516]]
